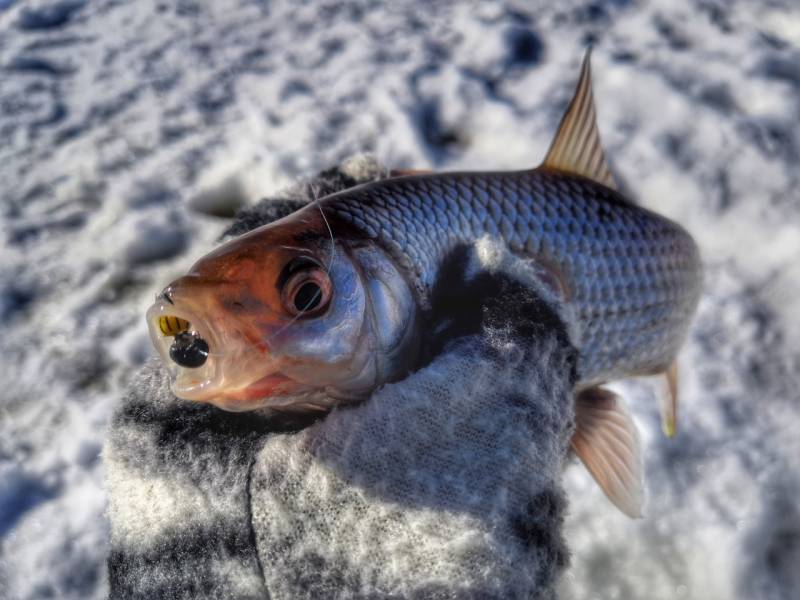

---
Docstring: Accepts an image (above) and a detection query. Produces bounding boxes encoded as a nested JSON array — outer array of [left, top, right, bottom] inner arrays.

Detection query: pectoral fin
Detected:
[[571, 387, 644, 518]]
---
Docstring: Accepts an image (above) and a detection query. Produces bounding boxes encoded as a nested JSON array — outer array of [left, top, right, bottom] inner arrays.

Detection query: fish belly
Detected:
[[326, 169, 703, 383]]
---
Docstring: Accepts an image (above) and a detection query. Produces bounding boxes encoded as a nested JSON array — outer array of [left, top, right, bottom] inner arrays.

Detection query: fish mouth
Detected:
[[146, 298, 307, 410], [146, 300, 219, 386], [210, 372, 317, 412], [179, 371, 312, 412]]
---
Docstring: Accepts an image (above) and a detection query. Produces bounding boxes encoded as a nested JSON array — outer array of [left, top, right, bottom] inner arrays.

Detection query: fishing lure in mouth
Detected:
[[147, 49, 702, 517]]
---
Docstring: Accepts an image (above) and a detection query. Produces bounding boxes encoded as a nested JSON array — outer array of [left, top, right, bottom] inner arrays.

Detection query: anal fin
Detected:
[[571, 387, 644, 518], [658, 361, 679, 438]]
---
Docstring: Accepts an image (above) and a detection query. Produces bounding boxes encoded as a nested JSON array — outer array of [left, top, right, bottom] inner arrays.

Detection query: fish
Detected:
[[146, 50, 702, 517]]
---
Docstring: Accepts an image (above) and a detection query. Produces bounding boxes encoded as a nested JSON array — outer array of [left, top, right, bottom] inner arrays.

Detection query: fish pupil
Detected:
[[294, 282, 321, 312], [169, 332, 209, 368]]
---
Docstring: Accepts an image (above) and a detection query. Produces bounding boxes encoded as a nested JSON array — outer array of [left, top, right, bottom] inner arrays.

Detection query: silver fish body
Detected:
[[319, 168, 702, 385], [145, 50, 694, 517]]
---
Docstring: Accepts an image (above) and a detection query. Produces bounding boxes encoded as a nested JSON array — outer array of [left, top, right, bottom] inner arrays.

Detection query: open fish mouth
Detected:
[[145, 299, 304, 408], [146, 300, 219, 397]]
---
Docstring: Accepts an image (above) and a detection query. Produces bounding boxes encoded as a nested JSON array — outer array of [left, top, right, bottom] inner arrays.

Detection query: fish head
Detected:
[[146, 208, 418, 412]]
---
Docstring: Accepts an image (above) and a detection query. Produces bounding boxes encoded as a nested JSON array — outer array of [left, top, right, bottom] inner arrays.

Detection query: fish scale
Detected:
[[324, 168, 702, 384]]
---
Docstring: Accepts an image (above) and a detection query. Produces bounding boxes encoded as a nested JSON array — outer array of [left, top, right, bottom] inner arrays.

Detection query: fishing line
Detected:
[[160, 181, 339, 364], [257, 181, 337, 346], [161, 176, 398, 395]]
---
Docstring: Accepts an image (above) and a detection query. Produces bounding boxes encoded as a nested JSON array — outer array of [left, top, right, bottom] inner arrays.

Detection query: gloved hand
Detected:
[[105, 156, 579, 600]]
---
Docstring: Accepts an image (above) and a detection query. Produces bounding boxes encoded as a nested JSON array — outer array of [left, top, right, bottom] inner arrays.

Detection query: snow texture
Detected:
[[1, 0, 800, 598]]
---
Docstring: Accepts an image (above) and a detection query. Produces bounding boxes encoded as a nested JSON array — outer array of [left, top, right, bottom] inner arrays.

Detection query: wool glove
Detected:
[[105, 156, 578, 599]]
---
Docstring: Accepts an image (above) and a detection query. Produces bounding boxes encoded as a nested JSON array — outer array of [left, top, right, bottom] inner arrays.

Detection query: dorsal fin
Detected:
[[389, 168, 434, 177], [541, 49, 617, 190]]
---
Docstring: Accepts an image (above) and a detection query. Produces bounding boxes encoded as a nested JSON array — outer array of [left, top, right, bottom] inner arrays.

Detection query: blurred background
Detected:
[[1, 0, 799, 598]]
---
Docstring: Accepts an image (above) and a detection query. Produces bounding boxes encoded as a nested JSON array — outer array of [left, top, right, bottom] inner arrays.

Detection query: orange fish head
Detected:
[[146, 207, 418, 412]]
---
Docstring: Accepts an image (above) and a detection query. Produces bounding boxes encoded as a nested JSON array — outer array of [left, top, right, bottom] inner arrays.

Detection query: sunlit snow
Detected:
[[1, 1, 799, 598]]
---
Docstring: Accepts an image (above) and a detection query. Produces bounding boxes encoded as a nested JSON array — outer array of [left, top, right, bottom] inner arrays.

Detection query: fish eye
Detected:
[[293, 281, 322, 312], [280, 263, 332, 317]]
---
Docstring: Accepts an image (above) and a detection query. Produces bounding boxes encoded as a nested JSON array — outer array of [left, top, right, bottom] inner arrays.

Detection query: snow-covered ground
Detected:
[[1, 0, 799, 598]]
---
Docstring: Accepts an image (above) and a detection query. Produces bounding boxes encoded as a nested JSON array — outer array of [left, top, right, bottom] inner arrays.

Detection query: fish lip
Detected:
[[183, 373, 309, 412], [157, 287, 175, 305], [234, 372, 298, 401], [168, 369, 298, 405]]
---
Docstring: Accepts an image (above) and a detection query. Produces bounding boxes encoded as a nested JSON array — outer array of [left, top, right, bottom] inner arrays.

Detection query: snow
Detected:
[[1, 0, 799, 598]]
